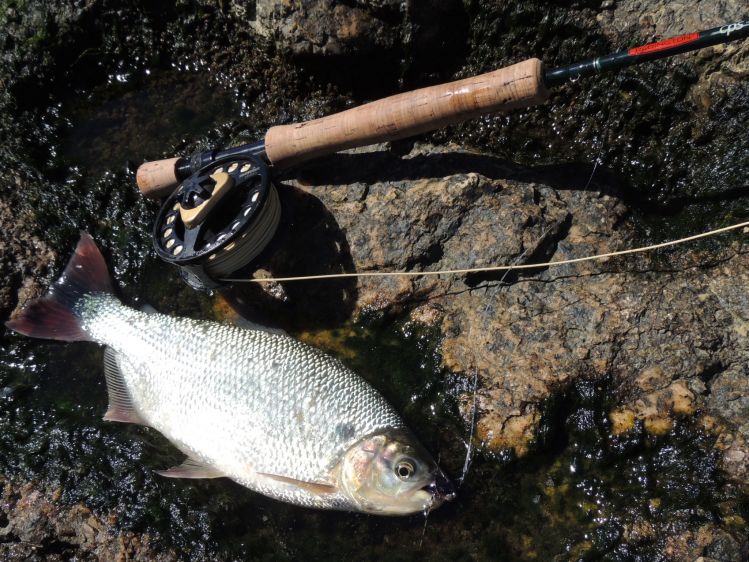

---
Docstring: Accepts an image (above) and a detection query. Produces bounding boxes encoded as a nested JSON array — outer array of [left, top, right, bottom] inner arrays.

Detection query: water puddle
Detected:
[[60, 69, 238, 173]]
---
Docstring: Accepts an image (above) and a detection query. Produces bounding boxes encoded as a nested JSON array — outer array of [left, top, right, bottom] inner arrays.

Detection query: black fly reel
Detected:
[[153, 154, 281, 290]]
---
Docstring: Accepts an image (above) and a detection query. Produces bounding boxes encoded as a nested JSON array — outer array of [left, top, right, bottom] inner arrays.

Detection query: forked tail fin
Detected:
[[5, 232, 113, 341]]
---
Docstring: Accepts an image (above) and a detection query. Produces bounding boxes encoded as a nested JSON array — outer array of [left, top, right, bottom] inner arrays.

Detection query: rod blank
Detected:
[[545, 21, 749, 87]]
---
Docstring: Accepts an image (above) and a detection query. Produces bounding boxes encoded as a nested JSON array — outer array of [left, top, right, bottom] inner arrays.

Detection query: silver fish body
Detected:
[[7, 233, 454, 514], [82, 294, 406, 510]]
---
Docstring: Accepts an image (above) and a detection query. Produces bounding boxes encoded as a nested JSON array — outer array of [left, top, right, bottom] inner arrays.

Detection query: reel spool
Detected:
[[153, 154, 281, 291]]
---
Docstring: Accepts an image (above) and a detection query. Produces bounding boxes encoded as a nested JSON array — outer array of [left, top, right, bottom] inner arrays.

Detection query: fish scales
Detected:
[[79, 294, 404, 508], [6, 233, 454, 513]]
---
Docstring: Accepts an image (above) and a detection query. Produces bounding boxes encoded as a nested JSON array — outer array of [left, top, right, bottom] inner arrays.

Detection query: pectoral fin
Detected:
[[156, 458, 224, 479], [258, 472, 337, 495]]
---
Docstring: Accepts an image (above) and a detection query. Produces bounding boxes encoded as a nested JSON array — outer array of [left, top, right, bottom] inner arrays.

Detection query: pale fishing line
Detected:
[[419, 490, 434, 549], [421, 229, 542, 544], [459, 372, 479, 487], [455, 227, 544, 488], [222, 220, 749, 284], [583, 82, 614, 193]]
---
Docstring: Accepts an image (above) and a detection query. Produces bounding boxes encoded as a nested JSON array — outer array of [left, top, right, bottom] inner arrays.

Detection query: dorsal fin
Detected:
[[230, 316, 287, 337], [102, 347, 147, 425], [155, 457, 224, 479]]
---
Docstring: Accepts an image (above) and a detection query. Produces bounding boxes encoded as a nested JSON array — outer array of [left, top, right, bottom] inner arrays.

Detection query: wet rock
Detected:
[[599, 1, 749, 109], [248, 0, 467, 65], [601, 1, 746, 44], [450, 1, 749, 222], [476, 379, 749, 561], [0, 0, 333, 316], [663, 524, 748, 562], [0, 476, 176, 561], [0, 193, 55, 320], [242, 0, 470, 96], [288, 142, 749, 490], [250, 0, 403, 56]]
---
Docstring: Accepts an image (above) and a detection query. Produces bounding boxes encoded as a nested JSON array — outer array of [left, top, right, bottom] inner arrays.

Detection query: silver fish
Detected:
[[6, 233, 455, 515]]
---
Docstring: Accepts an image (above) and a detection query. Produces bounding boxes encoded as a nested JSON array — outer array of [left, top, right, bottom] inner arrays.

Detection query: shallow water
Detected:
[[61, 69, 238, 174]]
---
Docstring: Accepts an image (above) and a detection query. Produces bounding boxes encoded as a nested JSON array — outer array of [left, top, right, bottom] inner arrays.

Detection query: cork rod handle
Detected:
[[264, 58, 549, 168], [136, 157, 182, 198]]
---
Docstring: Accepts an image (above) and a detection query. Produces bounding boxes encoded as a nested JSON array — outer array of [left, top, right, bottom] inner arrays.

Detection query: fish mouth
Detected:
[[423, 472, 457, 504]]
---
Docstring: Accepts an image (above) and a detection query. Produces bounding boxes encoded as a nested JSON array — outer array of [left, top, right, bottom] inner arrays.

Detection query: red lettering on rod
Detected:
[[628, 33, 700, 56]]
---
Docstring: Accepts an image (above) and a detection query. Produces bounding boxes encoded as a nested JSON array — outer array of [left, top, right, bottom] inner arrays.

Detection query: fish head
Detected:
[[338, 429, 455, 515]]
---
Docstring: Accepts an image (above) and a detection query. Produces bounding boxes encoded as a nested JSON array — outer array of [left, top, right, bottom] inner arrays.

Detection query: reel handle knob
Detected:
[[136, 157, 182, 198], [179, 171, 235, 229]]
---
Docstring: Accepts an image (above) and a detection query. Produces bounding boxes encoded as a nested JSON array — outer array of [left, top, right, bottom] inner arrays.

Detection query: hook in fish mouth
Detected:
[[424, 473, 457, 502]]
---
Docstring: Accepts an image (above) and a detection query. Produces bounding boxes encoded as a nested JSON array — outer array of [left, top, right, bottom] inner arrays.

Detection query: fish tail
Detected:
[[5, 232, 114, 342]]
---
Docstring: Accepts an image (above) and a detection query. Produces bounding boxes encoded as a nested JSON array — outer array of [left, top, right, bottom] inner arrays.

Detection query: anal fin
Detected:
[[103, 407, 145, 424], [103, 347, 147, 425], [156, 457, 224, 479]]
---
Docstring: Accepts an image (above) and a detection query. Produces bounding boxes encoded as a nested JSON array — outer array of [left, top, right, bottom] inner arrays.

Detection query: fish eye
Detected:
[[395, 459, 416, 480]]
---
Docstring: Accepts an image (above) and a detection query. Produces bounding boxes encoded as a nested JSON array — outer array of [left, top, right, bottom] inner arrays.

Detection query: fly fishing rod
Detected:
[[136, 21, 749, 291]]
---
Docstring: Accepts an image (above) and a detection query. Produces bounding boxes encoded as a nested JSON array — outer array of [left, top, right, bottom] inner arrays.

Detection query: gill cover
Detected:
[[339, 430, 450, 515]]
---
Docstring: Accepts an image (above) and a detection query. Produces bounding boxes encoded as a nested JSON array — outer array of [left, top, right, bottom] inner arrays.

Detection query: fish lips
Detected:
[[423, 472, 457, 504]]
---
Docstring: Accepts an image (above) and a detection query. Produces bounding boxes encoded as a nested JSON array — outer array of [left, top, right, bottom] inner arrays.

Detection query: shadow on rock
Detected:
[[293, 148, 627, 196], [294, 148, 749, 216], [222, 183, 358, 331]]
